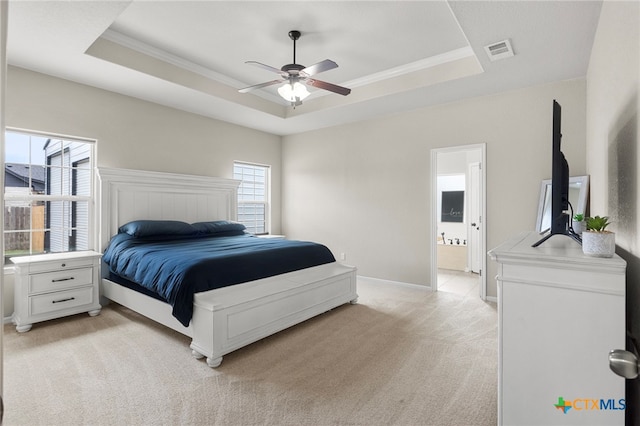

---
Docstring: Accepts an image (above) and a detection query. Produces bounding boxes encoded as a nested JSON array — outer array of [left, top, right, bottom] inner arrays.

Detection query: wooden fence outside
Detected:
[[5, 204, 45, 253]]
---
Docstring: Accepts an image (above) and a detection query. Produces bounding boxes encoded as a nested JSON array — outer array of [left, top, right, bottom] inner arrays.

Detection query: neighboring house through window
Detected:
[[233, 161, 269, 234], [4, 129, 95, 261]]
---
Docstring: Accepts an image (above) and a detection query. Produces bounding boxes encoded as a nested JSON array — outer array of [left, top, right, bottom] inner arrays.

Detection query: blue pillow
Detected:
[[191, 220, 246, 236], [118, 220, 196, 238]]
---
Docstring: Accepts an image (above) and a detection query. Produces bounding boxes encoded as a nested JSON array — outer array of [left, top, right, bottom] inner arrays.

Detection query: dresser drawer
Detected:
[[29, 286, 95, 316], [29, 267, 94, 294]]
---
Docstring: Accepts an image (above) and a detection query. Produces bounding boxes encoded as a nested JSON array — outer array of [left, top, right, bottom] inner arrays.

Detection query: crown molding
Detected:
[[99, 29, 286, 105], [344, 46, 477, 89], [99, 29, 477, 104]]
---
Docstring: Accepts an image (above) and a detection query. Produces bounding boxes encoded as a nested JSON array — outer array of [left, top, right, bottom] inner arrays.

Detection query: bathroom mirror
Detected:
[[536, 175, 589, 233]]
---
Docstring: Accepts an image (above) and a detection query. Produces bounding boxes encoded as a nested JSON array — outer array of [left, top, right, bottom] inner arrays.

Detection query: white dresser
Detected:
[[489, 232, 626, 426], [12, 251, 102, 332]]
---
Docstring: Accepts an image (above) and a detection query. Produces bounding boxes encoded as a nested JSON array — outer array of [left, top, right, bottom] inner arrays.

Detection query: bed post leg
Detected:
[[206, 357, 222, 368], [191, 349, 222, 368]]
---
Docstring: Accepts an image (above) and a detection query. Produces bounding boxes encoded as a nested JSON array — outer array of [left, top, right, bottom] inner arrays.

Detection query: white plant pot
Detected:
[[582, 231, 615, 258], [572, 220, 585, 235]]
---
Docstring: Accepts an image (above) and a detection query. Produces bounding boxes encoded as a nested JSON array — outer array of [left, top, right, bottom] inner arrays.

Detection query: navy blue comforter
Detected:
[[103, 233, 336, 326]]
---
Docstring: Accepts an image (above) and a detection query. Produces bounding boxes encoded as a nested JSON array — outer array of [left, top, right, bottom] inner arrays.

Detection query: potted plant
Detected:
[[572, 213, 585, 235], [582, 215, 615, 257]]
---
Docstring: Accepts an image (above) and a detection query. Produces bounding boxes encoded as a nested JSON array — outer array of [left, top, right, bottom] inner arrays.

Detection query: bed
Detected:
[[98, 168, 358, 367]]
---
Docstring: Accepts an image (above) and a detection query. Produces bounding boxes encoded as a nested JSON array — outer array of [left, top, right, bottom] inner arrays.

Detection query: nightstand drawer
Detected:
[[30, 286, 94, 316], [29, 267, 94, 294], [26, 257, 95, 274]]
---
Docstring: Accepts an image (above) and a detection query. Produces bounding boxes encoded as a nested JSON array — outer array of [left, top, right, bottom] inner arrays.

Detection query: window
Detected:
[[233, 161, 269, 234], [4, 129, 95, 260]]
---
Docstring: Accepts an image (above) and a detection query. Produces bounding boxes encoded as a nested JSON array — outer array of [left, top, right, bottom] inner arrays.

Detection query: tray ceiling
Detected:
[[7, 1, 602, 135]]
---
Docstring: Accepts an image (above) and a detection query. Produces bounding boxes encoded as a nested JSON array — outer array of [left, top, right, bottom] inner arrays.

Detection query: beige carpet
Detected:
[[4, 277, 497, 426]]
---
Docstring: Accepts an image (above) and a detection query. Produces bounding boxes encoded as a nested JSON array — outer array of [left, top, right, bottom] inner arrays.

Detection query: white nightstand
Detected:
[[257, 234, 285, 239], [11, 251, 102, 332]]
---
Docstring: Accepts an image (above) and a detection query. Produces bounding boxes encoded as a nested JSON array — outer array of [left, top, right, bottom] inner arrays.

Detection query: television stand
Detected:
[[490, 231, 626, 426], [531, 229, 582, 247]]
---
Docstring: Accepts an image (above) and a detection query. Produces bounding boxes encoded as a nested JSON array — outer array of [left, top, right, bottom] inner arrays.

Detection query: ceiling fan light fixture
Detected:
[[240, 30, 350, 104], [277, 81, 310, 103]]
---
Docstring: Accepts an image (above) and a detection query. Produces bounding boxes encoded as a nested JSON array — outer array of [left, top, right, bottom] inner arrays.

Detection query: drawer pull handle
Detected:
[[52, 297, 75, 304], [51, 277, 75, 283]]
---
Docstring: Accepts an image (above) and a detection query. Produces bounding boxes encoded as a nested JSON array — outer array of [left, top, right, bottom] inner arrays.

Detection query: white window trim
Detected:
[[234, 161, 271, 235], [4, 128, 97, 256]]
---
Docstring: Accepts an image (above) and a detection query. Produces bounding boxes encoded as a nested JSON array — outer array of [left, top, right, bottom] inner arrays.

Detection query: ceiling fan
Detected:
[[239, 30, 351, 107]]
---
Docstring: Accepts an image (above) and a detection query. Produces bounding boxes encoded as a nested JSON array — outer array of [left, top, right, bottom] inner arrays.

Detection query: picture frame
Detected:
[[441, 190, 464, 223], [535, 175, 589, 233]]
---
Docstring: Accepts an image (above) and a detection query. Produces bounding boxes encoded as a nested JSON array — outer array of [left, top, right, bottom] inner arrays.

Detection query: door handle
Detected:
[[609, 349, 639, 379]]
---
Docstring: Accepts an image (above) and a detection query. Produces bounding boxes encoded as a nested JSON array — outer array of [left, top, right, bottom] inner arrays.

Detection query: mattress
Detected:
[[103, 221, 336, 326]]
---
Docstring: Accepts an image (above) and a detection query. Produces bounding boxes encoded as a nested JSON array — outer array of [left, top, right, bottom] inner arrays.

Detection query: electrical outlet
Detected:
[[340, 253, 346, 261]]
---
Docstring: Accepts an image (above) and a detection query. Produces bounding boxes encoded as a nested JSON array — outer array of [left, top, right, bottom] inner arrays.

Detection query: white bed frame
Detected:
[[97, 168, 357, 367]]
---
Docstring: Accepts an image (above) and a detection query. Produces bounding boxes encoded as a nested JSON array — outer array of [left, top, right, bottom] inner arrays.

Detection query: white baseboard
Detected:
[[357, 274, 498, 303], [357, 275, 433, 291]]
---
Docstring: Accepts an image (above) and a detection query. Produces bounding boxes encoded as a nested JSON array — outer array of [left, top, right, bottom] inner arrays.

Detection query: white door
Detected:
[[469, 162, 481, 274]]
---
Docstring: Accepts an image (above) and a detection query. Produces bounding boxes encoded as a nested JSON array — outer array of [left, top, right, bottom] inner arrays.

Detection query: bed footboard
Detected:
[[189, 262, 357, 367]]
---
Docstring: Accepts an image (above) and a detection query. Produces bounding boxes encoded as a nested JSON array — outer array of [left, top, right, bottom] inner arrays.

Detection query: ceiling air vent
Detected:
[[484, 39, 514, 62]]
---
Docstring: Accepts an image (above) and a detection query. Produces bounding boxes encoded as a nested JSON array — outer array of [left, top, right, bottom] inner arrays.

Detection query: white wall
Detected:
[[282, 79, 587, 297], [6, 67, 283, 234], [6, 67, 282, 191], [586, 2, 639, 422], [0, 0, 7, 400], [586, 2, 639, 241]]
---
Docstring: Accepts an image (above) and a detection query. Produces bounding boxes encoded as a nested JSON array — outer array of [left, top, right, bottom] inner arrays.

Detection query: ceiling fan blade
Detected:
[[238, 79, 283, 93], [305, 78, 351, 96], [300, 59, 338, 77], [245, 61, 287, 77]]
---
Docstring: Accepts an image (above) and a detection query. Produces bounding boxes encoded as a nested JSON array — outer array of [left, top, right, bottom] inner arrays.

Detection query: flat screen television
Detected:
[[533, 100, 581, 247]]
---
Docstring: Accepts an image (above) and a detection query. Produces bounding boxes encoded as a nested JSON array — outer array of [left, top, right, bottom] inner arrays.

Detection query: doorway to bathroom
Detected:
[[430, 144, 486, 299]]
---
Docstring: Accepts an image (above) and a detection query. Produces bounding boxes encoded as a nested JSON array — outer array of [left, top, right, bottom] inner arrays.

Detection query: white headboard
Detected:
[[97, 168, 240, 251]]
